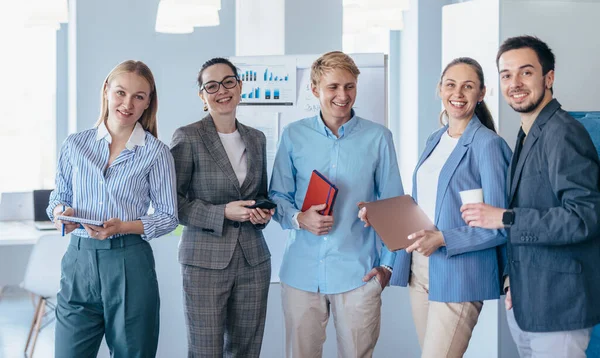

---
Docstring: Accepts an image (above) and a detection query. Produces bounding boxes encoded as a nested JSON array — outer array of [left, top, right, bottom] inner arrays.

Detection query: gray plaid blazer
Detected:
[[170, 114, 271, 269]]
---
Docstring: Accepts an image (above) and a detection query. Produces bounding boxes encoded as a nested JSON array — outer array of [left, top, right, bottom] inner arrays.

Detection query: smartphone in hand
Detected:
[[246, 199, 277, 210]]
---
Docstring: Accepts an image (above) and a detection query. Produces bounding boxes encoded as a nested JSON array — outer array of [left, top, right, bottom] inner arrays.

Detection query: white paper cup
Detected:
[[459, 189, 484, 204]]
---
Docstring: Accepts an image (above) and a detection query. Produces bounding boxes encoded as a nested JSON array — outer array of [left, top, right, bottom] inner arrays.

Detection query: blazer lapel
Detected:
[[506, 148, 516, 199], [198, 115, 241, 193], [434, 116, 482, 224], [509, 130, 539, 201], [237, 122, 258, 193], [508, 99, 561, 203]]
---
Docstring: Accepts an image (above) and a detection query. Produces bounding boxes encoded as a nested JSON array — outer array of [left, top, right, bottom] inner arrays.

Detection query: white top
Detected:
[[218, 130, 247, 185], [416, 130, 459, 223]]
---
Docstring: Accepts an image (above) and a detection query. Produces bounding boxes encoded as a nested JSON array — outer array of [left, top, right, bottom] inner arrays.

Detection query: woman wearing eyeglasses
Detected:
[[170, 57, 273, 357]]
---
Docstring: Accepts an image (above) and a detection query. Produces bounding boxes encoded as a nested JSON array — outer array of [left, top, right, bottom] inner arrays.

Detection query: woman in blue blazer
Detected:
[[361, 57, 512, 357]]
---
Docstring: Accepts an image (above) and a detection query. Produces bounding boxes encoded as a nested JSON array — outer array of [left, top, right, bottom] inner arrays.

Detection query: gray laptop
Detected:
[[33, 189, 56, 230]]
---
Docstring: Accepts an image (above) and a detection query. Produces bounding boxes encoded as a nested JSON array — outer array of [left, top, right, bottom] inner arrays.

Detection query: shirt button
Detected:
[[320, 260, 324, 263], [323, 237, 328, 241], [99, 180, 103, 184], [99, 202, 103, 205], [332, 164, 336, 168]]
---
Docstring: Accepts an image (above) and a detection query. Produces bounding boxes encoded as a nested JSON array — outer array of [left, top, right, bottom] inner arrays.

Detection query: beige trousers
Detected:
[[409, 252, 483, 358], [281, 279, 383, 358]]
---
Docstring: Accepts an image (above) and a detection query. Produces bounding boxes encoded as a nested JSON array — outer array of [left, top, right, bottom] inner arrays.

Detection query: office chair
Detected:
[[20, 233, 68, 357]]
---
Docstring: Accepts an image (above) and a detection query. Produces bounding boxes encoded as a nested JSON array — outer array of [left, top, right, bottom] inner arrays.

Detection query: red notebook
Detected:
[[301, 170, 338, 216]]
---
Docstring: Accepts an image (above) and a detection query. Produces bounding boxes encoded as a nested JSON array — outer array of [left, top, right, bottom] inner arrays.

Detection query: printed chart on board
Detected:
[[232, 57, 297, 107]]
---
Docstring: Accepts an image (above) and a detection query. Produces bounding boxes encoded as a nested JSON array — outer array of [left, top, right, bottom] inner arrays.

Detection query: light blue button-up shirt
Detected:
[[47, 122, 178, 240], [269, 112, 404, 294]]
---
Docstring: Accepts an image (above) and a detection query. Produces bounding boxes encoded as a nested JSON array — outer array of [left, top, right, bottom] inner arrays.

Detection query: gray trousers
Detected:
[[55, 234, 160, 358], [506, 308, 592, 358], [182, 242, 271, 358]]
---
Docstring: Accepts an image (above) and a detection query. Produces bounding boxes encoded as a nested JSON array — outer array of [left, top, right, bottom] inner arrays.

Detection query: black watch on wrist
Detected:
[[502, 210, 515, 227]]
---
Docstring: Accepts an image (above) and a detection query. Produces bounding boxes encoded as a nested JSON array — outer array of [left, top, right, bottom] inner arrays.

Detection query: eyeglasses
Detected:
[[200, 75, 239, 94]]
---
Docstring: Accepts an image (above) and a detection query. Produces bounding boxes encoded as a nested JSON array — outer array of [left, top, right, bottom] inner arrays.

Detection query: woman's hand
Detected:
[[52, 205, 79, 235], [249, 208, 275, 225], [83, 218, 123, 240], [357, 202, 371, 227], [405, 229, 445, 257], [225, 200, 255, 222]]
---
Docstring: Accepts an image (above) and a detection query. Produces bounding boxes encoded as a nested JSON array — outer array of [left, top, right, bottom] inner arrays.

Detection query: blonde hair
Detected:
[[310, 51, 360, 87], [95, 60, 158, 137]]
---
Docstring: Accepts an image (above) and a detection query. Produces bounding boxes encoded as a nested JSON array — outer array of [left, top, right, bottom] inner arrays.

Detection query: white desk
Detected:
[[0, 221, 56, 246], [0, 221, 57, 290]]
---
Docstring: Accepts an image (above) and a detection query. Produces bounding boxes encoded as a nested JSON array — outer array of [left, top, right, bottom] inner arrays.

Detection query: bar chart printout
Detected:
[[231, 56, 296, 106]]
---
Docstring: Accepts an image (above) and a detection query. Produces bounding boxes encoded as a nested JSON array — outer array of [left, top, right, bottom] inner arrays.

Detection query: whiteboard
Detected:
[[231, 53, 388, 282]]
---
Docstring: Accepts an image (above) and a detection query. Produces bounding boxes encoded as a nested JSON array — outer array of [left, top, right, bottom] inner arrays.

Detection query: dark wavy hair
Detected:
[[496, 35, 555, 92]]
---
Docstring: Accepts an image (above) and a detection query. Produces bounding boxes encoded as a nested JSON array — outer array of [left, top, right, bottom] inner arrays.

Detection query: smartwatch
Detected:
[[502, 210, 515, 227]]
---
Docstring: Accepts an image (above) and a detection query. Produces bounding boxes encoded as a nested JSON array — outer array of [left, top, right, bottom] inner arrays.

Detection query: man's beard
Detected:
[[510, 77, 547, 114], [510, 90, 546, 113]]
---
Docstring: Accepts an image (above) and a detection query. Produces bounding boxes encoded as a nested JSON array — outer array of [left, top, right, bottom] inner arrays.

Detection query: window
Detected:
[[0, 4, 57, 193]]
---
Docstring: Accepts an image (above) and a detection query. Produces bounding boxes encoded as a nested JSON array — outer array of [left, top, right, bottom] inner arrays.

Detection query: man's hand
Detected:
[[52, 205, 79, 234], [505, 287, 513, 310], [225, 200, 255, 222], [249, 208, 275, 225], [405, 230, 445, 257], [83, 218, 123, 240], [357, 202, 371, 227], [460, 203, 505, 229], [362, 266, 391, 290], [297, 204, 334, 236]]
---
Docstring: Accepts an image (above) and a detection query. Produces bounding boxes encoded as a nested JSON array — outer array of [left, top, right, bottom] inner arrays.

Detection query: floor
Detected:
[[0, 287, 55, 358]]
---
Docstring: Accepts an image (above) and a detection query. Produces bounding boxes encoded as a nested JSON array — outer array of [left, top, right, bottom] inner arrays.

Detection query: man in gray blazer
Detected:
[[461, 36, 600, 357]]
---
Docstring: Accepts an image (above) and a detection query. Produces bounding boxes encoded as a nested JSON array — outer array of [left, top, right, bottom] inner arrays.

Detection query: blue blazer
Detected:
[[390, 116, 512, 302]]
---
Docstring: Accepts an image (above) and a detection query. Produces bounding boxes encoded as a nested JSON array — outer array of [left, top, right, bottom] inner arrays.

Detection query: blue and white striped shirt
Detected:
[[47, 121, 178, 240]]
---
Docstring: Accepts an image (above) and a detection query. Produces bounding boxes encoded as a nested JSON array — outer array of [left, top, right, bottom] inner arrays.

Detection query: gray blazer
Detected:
[[507, 99, 600, 332], [170, 115, 271, 269]]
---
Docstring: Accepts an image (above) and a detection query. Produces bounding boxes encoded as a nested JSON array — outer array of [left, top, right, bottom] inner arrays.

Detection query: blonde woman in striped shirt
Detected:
[[48, 60, 178, 358]]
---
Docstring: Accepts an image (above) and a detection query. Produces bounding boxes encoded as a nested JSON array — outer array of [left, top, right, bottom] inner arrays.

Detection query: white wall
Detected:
[[442, 0, 500, 127], [236, 0, 284, 56], [284, 0, 343, 54]]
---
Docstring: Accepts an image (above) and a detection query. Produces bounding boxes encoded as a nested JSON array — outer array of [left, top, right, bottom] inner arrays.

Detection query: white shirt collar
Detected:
[[96, 121, 146, 150]]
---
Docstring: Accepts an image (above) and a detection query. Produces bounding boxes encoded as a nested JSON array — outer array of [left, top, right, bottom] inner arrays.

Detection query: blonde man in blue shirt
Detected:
[[48, 60, 178, 358], [270, 51, 404, 358]]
